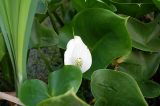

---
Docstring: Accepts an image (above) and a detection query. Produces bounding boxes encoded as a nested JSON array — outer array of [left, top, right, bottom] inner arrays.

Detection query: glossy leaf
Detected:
[[48, 65, 82, 96], [38, 90, 89, 106], [91, 69, 148, 106], [127, 17, 160, 52], [30, 19, 58, 49], [102, 0, 156, 17], [119, 50, 160, 98], [71, 0, 116, 12], [19, 79, 49, 106], [72, 8, 131, 79], [20, 66, 86, 106]]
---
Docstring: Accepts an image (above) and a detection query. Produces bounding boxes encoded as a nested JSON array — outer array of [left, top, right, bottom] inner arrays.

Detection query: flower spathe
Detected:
[[64, 36, 92, 73]]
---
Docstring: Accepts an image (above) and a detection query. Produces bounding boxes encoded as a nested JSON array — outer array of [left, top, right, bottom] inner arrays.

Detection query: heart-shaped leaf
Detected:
[[48, 65, 82, 96], [19, 65, 85, 106], [91, 69, 148, 106], [127, 16, 160, 52], [72, 8, 131, 79], [19, 79, 49, 106], [119, 50, 160, 98], [38, 90, 89, 106], [59, 8, 132, 79]]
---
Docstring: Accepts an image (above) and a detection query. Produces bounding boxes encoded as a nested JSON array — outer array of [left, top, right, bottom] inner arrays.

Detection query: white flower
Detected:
[[64, 36, 92, 73]]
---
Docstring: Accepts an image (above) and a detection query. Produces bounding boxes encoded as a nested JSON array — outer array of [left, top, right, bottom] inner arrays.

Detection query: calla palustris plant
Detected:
[[64, 36, 92, 73], [0, 0, 38, 93]]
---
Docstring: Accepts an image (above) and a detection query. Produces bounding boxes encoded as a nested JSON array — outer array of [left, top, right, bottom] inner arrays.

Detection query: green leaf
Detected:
[[29, 19, 59, 49], [119, 50, 160, 98], [19, 66, 86, 106], [19, 79, 49, 106], [0, 0, 38, 91], [38, 90, 89, 106], [71, 0, 116, 12], [153, 0, 160, 10], [48, 65, 82, 96], [91, 69, 148, 106], [72, 8, 131, 79], [138, 80, 160, 98], [127, 16, 160, 52], [103, 0, 156, 17], [0, 33, 5, 61], [94, 99, 107, 106], [119, 51, 160, 79]]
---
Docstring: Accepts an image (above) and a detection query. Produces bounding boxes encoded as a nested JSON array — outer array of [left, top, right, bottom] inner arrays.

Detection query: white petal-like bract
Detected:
[[64, 36, 92, 73]]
